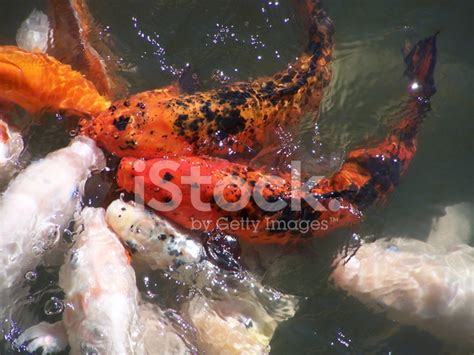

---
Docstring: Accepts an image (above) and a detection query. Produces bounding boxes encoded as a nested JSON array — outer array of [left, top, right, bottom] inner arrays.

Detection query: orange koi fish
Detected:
[[0, 46, 110, 116], [0, 0, 332, 161], [78, 0, 334, 160], [116, 34, 438, 244]]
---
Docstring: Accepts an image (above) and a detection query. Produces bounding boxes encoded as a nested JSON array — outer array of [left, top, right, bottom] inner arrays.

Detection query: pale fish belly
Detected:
[[332, 203, 474, 350], [0, 137, 105, 317], [16, 207, 194, 355], [106, 199, 300, 354]]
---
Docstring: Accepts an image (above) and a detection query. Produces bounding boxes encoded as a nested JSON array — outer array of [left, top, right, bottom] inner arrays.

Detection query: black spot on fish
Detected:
[[174, 114, 188, 129], [200, 103, 216, 121], [261, 81, 276, 95], [162, 196, 172, 203], [169, 249, 182, 257], [215, 109, 245, 138], [216, 89, 249, 107], [113, 116, 130, 131], [189, 119, 201, 132], [163, 172, 174, 181]]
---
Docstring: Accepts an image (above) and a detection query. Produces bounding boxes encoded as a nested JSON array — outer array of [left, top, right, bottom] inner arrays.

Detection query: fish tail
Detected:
[[389, 33, 439, 149], [404, 32, 438, 99], [48, 0, 129, 99], [0, 46, 110, 116], [260, 0, 333, 104], [312, 34, 439, 211], [250, 0, 334, 159], [303, 0, 334, 58]]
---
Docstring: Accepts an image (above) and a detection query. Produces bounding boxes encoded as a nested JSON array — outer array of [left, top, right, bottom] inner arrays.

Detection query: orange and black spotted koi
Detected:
[[80, 0, 334, 160], [116, 34, 438, 244]]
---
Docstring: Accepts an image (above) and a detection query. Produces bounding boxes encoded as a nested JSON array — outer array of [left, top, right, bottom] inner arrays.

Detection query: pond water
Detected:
[[1, 0, 473, 354]]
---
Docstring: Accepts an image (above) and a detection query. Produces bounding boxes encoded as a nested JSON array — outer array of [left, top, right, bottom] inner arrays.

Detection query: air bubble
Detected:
[[44, 297, 64, 316], [24, 271, 37, 282]]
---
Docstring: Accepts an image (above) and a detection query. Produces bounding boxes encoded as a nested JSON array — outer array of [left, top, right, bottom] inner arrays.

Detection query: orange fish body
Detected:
[[80, 0, 333, 160], [117, 155, 360, 244], [0, 46, 110, 116], [1, 0, 333, 162], [116, 34, 438, 244], [0, 0, 437, 244]]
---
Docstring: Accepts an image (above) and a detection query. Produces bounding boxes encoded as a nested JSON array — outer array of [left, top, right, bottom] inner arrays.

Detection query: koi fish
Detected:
[[105, 199, 300, 353], [0, 46, 110, 116], [0, 137, 104, 317], [105, 199, 205, 271], [331, 204, 474, 349], [116, 33, 438, 244], [16, 207, 193, 354], [79, 0, 333, 160], [7, 0, 125, 116], [0, 0, 333, 160]]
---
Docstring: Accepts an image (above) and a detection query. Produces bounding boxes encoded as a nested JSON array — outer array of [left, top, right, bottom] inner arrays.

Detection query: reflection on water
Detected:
[[1, 0, 473, 354]]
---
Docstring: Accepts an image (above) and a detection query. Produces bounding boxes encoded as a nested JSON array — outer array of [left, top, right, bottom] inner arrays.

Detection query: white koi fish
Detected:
[[106, 199, 299, 354], [16, 207, 193, 355], [0, 137, 104, 298], [331, 203, 474, 349]]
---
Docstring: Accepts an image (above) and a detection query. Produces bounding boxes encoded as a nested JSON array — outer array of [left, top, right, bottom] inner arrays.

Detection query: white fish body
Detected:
[[16, 9, 50, 53], [60, 207, 143, 354], [105, 199, 204, 270], [183, 294, 279, 355], [138, 302, 194, 355], [106, 199, 300, 354], [332, 204, 474, 348], [17, 207, 192, 355], [0, 137, 104, 293]]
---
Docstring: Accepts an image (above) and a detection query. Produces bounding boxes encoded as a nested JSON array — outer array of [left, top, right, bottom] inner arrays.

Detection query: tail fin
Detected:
[[404, 32, 438, 99], [311, 33, 439, 212], [48, 0, 129, 99], [0, 46, 110, 116]]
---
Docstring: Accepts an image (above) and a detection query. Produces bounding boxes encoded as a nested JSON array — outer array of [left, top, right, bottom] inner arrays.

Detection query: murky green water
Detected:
[[1, 0, 473, 354]]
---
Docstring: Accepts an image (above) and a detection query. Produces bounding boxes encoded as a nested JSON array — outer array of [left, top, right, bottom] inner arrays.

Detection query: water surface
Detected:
[[1, 0, 473, 354]]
